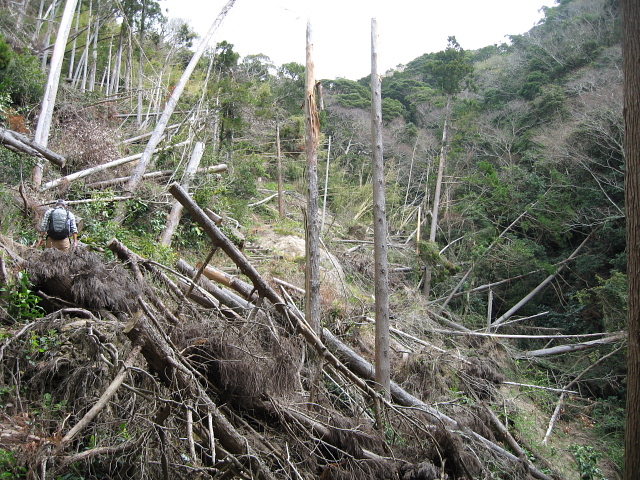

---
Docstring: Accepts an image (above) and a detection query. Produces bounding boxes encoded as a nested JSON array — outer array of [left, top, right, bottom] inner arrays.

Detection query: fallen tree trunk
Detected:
[[196, 262, 258, 302], [86, 163, 227, 189], [0, 127, 66, 167], [161, 142, 206, 246], [120, 123, 180, 145], [491, 232, 593, 330], [40, 141, 189, 191], [519, 333, 626, 358], [322, 321, 554, 480], [176, 259, 253, 314]]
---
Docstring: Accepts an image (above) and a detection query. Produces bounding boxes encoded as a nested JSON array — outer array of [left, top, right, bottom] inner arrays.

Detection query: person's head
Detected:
[[55, 199, 66, 208]]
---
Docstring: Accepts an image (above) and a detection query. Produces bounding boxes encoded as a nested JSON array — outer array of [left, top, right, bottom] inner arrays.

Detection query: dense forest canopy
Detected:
[[0, 0, 630, 478]]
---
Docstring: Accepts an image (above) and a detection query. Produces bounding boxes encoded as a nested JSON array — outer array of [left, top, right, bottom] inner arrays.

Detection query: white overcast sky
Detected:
[[161, 0, 557, 80]]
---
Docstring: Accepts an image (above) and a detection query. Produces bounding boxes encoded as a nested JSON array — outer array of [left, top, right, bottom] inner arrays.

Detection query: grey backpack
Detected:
[[47, 207, 70, 240]]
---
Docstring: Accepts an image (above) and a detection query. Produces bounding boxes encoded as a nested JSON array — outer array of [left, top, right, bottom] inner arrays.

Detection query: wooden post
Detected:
[[371, 18, 390, 400]]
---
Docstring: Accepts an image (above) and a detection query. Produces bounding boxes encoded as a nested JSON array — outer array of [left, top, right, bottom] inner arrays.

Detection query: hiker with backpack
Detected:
[[37, 199, 78, 251]]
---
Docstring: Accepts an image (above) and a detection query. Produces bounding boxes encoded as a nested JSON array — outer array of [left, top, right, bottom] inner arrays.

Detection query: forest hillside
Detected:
[[0, 0, 628, 478]]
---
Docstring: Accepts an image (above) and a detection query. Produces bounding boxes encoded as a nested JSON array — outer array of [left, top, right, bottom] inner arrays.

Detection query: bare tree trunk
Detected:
[[0, 127, 66, 166], [437, 203, 538, 314], [277, 123, 284, 218], [115, 0, 237, 222], [136, 0, 147, 126], [86, 164, 225, 189], [104, 35, 113, 94], [71, 0, 90, 89], [520, 334, 625, 358], [112, 20, 125, 95], [67, 0, 81, 81], [321, 135, 331, 232], [160, 142, 205, 246], [422, 98, 450, 298], [623, 2, 640, 477], [89, 0, 98, 92], [33, 0, 47, 44], [305, 21, 321, 338], [125, 26, 133, 93], [32, 0, 79, 187], [304, 22, 323, 405], [40, 0, 60, 70], [371, 18, 390, 400], [16, 0, 29, 30]]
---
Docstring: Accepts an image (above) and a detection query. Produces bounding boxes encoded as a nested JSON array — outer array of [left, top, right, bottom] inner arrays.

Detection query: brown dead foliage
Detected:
[[25, 247, 139, 317]]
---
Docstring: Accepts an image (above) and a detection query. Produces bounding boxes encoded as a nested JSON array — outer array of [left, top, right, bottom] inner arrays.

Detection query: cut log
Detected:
[[177, 259, 253, 313], [204, 208, 223, 225]]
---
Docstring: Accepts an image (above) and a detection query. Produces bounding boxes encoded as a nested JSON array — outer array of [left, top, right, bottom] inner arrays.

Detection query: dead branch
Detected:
[[122, 303, 276, 480], [273, 277, 305, 295], [248, 193, 278, 207], [58, 438, 143, 466], [502, 381, 578, 394]]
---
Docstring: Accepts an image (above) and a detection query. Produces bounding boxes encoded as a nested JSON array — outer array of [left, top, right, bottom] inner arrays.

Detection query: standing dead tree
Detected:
[[32, 0, 79, 187], [371, 18, 391, 399]]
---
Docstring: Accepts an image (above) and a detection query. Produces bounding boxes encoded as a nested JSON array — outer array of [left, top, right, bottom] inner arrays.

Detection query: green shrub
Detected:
[[0, 272, 44, 323], [0, 448, 26, 479], [0, 49, 45, 107], [570, 445, 604, 480]]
